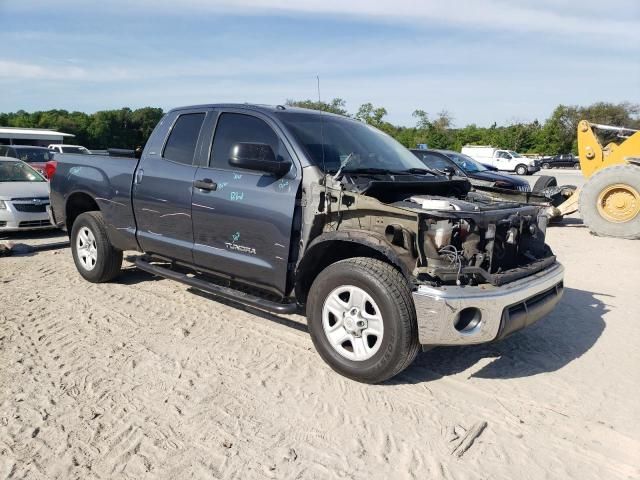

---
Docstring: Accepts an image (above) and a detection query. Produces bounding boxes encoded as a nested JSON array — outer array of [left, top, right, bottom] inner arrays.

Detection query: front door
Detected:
[[133, 110, 208, 263], [191, 110, 300, 296]]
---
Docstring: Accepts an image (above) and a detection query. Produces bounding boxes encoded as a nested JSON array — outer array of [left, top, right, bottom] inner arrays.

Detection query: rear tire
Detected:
[[542, 162, 550, 169], [579, 165, 640, 239], [306, 257, 419, 384], [71, 211, 123, 282], [532, 175, 558, 193], [515, 164, 528, 175]]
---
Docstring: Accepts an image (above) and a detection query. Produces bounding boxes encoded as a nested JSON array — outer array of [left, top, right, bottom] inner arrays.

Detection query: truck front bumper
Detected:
[[413, 262, 564, 346]]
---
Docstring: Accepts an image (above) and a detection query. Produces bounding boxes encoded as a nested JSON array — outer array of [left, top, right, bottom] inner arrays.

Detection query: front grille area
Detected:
[[11, 197, 49, 202], [499, 281, 563, 339], [19, 220, 51, 228], [516, 184, 531, 192], [12, 203, 48, 212]]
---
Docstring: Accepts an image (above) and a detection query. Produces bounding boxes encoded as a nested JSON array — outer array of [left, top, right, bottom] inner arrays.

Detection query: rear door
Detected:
[[190, 109, 300, 295], [133, 109, 208, 263]]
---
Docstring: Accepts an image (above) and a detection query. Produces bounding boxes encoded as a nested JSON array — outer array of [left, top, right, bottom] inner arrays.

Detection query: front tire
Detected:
[[71, 211, 123, 282], [306, 257, 419, 384], [542, 162, 550, 169], [515, 164, 528, 175]]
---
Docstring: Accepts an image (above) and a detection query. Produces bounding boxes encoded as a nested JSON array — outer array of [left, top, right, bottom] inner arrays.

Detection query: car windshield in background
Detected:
[[0, 161, 45, 182], [278, 113, 431, 174], [62, 146, 89, 154], [442, 152, 487, 173], [15, 149, 53, 163]]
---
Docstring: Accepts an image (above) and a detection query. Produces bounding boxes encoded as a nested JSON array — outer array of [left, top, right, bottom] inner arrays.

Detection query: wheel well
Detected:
[[66, 193, 99, 233], [295, 240, 406, 304]]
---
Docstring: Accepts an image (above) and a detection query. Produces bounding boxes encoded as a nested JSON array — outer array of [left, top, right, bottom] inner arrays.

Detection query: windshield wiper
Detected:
[[400, 167, 438, 175], [342, 167, 395, 175]]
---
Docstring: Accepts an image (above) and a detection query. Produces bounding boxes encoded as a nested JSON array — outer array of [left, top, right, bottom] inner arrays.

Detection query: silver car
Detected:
[[0, 157, 54, 232]]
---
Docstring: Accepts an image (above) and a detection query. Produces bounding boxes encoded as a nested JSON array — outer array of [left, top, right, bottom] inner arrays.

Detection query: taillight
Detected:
[[44, 160, 58, 180]]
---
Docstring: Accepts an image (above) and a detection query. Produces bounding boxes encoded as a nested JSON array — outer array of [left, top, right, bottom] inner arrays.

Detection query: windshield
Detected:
[[277, 113, 430, 174], [0, 161, 46, 182], [508, 151, 522, 158], [442, 152, 488, 173], [62, 146, 89, 154], [14, 148, 53, 163]]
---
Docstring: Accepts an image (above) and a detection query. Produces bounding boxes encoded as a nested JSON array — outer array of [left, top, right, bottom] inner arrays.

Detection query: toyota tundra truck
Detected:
[[48, 104, 564, 383]]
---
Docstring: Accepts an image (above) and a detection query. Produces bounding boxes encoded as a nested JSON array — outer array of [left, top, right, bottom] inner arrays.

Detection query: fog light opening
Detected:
[[454, 307, 482, 333]]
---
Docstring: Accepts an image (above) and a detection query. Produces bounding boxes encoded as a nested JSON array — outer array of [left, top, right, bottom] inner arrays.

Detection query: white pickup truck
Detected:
[[461, 146, 540, 176]]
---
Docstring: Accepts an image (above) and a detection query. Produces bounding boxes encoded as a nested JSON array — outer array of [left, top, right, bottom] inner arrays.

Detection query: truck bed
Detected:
[[49, 153, 141, 252]]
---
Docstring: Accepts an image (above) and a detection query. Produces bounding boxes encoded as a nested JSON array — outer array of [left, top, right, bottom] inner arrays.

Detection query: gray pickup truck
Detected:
[[49, 104, 564, 383]]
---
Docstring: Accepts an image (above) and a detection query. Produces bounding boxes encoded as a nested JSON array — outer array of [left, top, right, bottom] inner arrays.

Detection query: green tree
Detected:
[[284, 98, 349, 116]]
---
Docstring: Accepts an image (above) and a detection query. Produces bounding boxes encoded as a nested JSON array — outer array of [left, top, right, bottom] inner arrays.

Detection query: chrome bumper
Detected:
[[413, 263, 564, 346]]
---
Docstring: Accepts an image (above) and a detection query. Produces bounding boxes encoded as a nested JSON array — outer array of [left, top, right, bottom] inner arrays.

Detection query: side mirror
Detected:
[[442, 166, 456, 177], [229, 142, 291, 176]]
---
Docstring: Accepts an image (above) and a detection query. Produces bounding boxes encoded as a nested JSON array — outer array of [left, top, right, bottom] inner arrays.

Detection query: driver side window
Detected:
[[210, 113, 290, 170]]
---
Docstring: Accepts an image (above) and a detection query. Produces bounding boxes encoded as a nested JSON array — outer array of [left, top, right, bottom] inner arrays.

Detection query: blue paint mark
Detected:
[[218, 182, 229, 190], [230, 191, 244, 201], [278, 180, 290, 191], [231, 231, 240, 242], [233, 173, 243, 180]]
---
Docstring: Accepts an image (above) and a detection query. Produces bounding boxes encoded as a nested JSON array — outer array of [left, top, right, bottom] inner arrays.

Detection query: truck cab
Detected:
[[461, 146, 540, 175]]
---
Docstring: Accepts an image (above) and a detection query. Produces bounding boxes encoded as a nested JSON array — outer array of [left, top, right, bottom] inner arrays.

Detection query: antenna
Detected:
[[317, 75, 327, 177]]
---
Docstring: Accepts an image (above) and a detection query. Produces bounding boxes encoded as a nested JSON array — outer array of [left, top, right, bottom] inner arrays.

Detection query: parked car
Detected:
[[540, 154, 580, 169], [0, 157, 54, 231], [48, 144, 92, 155], [410, 149, 531, 192], [0, 145, 55, 177], [461, 145, 540, 175], [411, 148, 575, 220], [49, 104, 564, 383]]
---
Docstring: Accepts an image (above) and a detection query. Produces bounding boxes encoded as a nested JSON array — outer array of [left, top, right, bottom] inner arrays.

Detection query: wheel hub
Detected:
[[597, 183, 640, 223], [343, 308, 367, 336], [76, 226, 98, 271], [321, 285, 384, 362]]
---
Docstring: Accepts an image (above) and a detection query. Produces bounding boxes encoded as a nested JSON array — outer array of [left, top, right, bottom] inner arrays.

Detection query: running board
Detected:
[[133, 257, 298, 314]]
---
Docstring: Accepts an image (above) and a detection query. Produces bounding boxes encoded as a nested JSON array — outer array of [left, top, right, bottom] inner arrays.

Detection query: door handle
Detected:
[[194, 178, 217, 191], [135, 168, 144, 184]]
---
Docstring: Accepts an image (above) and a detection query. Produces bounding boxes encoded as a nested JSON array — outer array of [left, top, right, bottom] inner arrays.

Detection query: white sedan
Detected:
[[0, 157, 55, 232]]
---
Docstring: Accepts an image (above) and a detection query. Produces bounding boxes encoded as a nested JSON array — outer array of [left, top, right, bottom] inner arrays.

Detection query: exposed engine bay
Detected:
[[308, 172, 555, 288]]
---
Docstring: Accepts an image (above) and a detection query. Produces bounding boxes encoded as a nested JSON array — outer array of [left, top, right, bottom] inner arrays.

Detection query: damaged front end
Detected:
[[300, 171, 564, 347], [407, 194, 555, 287], [313, 172, 555, 289]]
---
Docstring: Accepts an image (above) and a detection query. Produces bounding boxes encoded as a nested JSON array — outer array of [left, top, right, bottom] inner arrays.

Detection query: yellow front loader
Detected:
[[554, 120, 640, 239]]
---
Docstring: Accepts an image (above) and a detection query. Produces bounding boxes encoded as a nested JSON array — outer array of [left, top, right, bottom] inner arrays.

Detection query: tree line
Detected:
[[1, 101, 637, 154]]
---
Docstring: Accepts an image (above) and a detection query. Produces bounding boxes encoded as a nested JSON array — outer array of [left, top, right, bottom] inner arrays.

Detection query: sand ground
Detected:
[[1, 203, 639, 479]]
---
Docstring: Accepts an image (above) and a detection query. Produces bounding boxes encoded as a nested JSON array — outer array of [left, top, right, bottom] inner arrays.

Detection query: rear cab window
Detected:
[[163, 113, 206, 165]]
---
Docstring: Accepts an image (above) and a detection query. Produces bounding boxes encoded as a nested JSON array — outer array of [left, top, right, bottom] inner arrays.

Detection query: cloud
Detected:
[[0, 60, 134, 81], [12, 0, 635, 40]]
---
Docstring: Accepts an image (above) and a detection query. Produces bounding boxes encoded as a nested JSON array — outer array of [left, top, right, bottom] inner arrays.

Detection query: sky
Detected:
[[1, 0, 638, 127]]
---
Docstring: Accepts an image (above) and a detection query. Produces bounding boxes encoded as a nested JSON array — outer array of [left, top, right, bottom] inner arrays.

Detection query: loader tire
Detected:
[[579, 165, 640, 239]]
